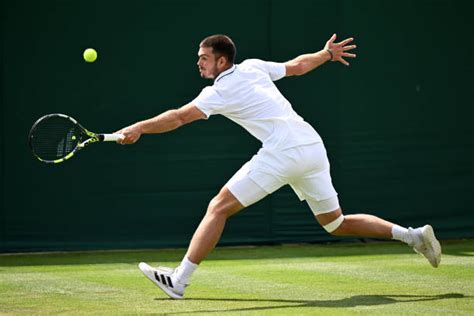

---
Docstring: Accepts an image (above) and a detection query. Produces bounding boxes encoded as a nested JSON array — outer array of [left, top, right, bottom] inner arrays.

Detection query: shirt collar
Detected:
[[214, 64, 236, 83]]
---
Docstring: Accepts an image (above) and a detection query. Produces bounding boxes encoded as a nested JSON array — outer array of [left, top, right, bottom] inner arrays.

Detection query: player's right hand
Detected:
[[115, 124, 142, 145]]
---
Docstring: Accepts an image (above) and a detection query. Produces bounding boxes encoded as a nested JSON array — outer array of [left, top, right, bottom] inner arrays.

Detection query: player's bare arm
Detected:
[[285, 34, 357, 76], [117, 103, 206, 144]]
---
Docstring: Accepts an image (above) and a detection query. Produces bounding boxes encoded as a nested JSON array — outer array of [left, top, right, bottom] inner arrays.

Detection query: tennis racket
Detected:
[[28, 113, 124, 164]]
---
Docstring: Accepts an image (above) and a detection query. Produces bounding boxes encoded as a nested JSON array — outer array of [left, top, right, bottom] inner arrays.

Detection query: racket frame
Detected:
[[28, 113, 121, 164]]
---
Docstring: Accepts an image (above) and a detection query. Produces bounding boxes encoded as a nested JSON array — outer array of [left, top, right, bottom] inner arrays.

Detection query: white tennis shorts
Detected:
[[225, 142, 339, 215]]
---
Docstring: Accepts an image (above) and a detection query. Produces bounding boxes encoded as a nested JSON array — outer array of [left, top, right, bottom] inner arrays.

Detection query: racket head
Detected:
[[28, 113, 92, 164]]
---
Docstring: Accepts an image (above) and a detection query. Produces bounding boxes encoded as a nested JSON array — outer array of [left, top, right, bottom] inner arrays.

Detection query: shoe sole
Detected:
[[421, 225, 442, 268], [138, 262, 184, 299]]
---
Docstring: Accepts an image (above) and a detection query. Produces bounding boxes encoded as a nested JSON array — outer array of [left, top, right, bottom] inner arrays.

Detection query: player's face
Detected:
[[197, 46, 221, 79]]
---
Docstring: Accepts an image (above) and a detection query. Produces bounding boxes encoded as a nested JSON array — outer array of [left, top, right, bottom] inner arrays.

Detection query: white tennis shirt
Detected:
[[192, 59, 322, 150]]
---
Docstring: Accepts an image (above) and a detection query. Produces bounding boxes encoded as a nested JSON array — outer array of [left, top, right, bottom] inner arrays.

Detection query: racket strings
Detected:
[[30, 117, 83, 161]]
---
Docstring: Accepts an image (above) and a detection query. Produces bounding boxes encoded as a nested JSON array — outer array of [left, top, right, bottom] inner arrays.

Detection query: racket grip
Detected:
[[102, 133, 125, 142]]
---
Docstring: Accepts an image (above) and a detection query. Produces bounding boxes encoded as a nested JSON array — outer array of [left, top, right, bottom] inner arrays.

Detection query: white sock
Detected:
[[173, 256, 198, 285], [391, 225, 414, 245]]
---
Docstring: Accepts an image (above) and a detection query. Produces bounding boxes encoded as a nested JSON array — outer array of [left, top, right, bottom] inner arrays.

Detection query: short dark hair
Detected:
[[200, 34, 236, 64]]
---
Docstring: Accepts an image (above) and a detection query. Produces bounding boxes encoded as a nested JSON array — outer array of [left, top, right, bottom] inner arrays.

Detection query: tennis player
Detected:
[[116, 34, 442, 299]]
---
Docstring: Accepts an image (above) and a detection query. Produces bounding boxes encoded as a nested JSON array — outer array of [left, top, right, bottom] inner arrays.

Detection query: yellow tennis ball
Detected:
[[83, 48, 98, 63]]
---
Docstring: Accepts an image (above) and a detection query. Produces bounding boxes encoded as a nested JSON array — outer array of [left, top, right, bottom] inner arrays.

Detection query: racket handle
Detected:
[[101, 133, 125, 142]]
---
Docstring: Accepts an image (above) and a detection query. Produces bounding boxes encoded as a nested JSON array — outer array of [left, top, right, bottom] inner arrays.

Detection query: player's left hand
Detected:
[[324, 34, 357, 66]]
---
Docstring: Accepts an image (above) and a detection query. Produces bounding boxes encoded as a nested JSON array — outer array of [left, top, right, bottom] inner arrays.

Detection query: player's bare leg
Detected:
[[316, 209, 394, 238], [186, 187, 244, 264], [139, 187, 244, 299], [316, 208, 441, 267]]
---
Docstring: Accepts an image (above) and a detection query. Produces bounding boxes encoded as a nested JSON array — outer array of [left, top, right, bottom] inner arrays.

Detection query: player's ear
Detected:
[[217, 56, 226, 67]]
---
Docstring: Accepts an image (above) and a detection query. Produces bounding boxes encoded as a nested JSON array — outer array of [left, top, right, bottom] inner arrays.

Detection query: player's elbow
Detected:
[[174, 110, 187, 128], [176, 104, 206, 126], [286, 62, 306, 77]]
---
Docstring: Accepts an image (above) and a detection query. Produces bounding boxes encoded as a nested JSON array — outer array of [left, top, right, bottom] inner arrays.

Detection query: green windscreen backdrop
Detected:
[[1, 0, 472, 252]]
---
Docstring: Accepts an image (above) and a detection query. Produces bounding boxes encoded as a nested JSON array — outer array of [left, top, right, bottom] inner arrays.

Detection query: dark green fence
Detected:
[[1, 0, 472, 252]]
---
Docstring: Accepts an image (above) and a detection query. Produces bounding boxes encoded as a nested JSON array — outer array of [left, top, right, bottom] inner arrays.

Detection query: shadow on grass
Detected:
[[156, 293, 466, 314]]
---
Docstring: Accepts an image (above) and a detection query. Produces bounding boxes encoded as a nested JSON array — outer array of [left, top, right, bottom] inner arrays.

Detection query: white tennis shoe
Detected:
[[409, 225, 442, 268], [138, 262, 186, 299]]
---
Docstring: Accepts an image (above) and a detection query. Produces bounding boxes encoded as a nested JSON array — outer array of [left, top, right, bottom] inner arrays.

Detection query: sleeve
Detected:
[[191, 86, 225, 119], [242, 59, 286, 81]]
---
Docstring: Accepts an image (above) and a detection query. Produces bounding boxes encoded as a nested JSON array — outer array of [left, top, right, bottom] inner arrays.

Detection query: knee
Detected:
[[205, 187, 244, 219], [320, 213, 347, 236], [316, 208, 346, 236], [206, 197, 229, 218], [329, 218, 349, 236]]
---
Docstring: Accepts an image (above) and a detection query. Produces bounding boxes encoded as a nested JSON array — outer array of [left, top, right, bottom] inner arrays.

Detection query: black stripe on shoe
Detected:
[[167, 276, 174, 288], [154, 271, 160, 282], [160, 274, 167, 286]]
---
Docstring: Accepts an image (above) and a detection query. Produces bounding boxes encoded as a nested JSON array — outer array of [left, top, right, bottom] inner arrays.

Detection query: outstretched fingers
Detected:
[[325, 34, 357, 66], [343, 44, 357, 51], [337, 37, 354, 46], [339, 57, 350, 66], [342, 52, 357, 58]]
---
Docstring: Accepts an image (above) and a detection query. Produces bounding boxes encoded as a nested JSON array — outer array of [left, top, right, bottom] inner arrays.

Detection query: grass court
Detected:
[[1, 240, 473, 315]]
